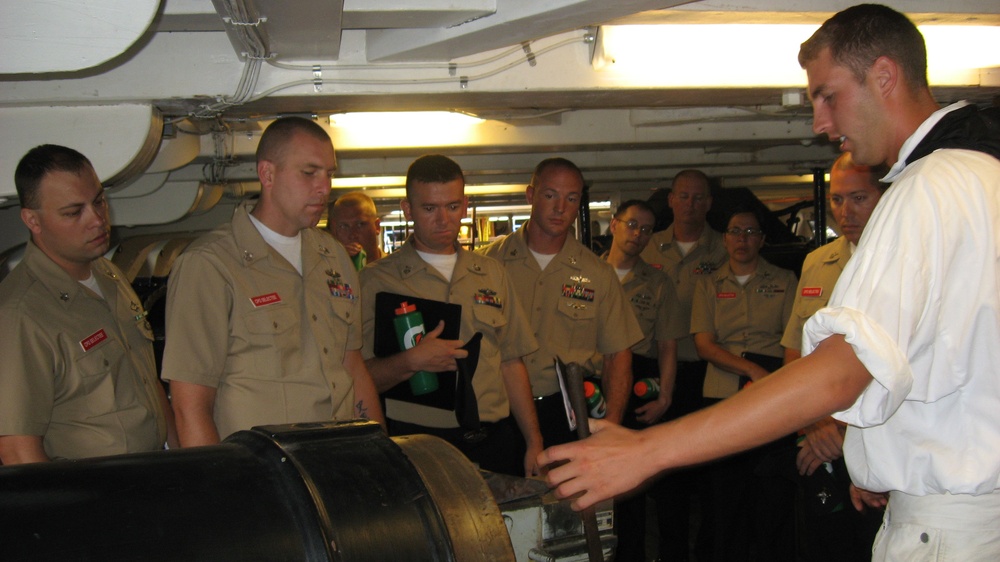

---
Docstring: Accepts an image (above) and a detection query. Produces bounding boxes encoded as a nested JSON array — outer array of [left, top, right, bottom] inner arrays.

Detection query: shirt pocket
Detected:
[[328, 296, 356, 330], [471, 300, 508, 335], [71, 339, 126, 417], [556, 294, 598, 345], [241, 305, 297, 377]]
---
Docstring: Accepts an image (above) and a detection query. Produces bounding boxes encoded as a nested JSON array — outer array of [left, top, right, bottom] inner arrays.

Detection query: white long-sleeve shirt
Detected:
[[804, 102, 1000, 496]]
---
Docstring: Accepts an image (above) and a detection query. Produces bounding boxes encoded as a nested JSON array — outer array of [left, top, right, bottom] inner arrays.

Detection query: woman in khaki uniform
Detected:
[[691, 207, 798, 562]]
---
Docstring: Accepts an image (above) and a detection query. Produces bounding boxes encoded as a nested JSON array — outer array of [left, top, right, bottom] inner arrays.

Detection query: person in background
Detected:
[[541, 5, 1000, 560], [640, 169, 728, 561], [479, 157, 643, 447], [163, 116, 383, 446], [360, 154, 543, 477], [692, 207, 798, 561], [0, 144, 176, 464], [600, 199, 686, 561], [327, 191, 384, 271], [782, 152, 887, 561]]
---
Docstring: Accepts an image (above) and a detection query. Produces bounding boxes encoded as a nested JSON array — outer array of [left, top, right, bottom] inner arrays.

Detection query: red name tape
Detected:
[[80, 329, 107, 352], [250, 292, 282, 307]]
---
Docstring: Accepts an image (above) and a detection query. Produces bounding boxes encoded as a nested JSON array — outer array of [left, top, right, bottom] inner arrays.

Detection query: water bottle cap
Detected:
[[583, 380, 596, 397], [634, 381, 649, 395], [395, 302, 417, 315]]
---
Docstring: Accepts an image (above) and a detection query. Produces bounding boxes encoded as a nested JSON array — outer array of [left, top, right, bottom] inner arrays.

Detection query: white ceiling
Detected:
[[0, 0, 997, 237]]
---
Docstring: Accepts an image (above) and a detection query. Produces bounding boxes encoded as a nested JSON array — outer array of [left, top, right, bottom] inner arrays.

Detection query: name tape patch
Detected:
[[80, 329, 108, 352], [250, 292, 281, 307]]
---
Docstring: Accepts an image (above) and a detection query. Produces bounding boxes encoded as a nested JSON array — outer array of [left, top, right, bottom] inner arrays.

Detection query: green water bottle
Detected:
[[350, 248, 367, 271], [633, 378, 660, 401], [583, 381, 607, 419], [393, 302, 438, 395]]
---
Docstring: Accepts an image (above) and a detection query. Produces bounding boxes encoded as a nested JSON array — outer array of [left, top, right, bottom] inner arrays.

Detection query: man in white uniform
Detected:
[[541, 5, 1000, 560]]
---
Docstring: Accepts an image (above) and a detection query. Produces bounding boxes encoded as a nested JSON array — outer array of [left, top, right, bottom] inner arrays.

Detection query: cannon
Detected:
[[0, 421, 615, 561]]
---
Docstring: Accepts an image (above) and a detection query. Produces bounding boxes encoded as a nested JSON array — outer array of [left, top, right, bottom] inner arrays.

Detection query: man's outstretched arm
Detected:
[[539, 334, 872, 510]]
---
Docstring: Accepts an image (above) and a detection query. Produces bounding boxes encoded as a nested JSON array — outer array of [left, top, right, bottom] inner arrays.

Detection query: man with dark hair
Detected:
[[782, 153, 887, 560], [360, 154, 543, 477], [603, 199, 682, 425], [163, 117, 383, 446], [480, 157, 643, 447], [542, 5, 1000, 559], [0, 144, 175, 464], [600, 199, 686, 561], [327, 191, 383, 270]]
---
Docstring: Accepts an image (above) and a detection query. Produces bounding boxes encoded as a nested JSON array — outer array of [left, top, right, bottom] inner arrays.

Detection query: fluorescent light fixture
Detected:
[[357, 183, 528, 199], [329, 111, 485, 149], [330, 175, 406, 189], [593, 24, 1000, 87]]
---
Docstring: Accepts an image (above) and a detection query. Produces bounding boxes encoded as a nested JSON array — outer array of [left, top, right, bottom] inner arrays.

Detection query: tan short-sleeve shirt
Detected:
[[608, 255, 687, 359], [0, 242, 167, 459], [691, 259, 797, 398], [781, 237, 850, 354], [640, 226, 729, 361], [360, 240, 537, 427], [479, 225, 643, 397], [162, 203, 361, 439]]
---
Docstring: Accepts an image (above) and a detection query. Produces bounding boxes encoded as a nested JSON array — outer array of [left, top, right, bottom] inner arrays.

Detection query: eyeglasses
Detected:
[[621, 219, 654, 236], [725, 227, 764, 238]]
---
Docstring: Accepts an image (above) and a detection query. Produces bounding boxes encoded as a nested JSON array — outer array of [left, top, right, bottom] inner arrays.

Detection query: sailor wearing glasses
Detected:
[[690, 205, 798, 561]]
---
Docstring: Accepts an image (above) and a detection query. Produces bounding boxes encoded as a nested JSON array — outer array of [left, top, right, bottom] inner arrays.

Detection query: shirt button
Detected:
[[323, 347, 329, 355], [312, 314, 318, 321], [103, 359, 110, 367], [273, 322, 278, 329], [920, 533, 929, 543]]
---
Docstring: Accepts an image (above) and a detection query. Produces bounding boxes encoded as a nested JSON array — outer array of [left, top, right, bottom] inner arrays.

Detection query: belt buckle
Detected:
[[462, 428, 488, 444]]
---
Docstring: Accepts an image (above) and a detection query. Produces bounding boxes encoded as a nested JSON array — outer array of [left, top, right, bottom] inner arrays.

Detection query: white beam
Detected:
[[365, 0, 691, 62]]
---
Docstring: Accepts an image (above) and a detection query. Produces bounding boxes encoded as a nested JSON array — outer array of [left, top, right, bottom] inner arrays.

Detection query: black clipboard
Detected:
[[374, 292, 481, 428]]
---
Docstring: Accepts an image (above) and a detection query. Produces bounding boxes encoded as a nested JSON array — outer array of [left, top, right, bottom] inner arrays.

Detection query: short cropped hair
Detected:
[[614, 199, 655, 219], [329, 191, 378, 220], [15, 144, 93, 209], [799, 4, 928, 93], [832, 152, 890, 192], [404, 155, 465, 199], [256, 116, 332, 164], [672, 169, 711, 190], [529, 157, 584, 188]]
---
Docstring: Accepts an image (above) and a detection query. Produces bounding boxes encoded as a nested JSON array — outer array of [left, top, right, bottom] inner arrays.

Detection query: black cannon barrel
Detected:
[[0, 421, 514, 562]]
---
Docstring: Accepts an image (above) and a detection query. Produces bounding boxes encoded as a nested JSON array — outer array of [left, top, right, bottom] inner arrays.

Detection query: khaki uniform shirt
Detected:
[[781, 237, 851, 354], [691, 260, 797, 398], [0, 242, 167, 459], [603, 254, 687, 359], [162, 202, 360, 439], [360, 240, 537, 427], [479, 225, 643, 397], [640, 226, 728, 362]]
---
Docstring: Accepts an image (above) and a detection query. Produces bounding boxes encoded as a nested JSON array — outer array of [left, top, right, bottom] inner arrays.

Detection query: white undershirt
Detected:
[[676, 240, 696, 257], [615, 267, 631, 281], [417, 250, 458, 281], [79, 274, 104, 299], [530, 249, 557, 271], [735, 273, 751, 286], [249, 213, 302, 274]]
